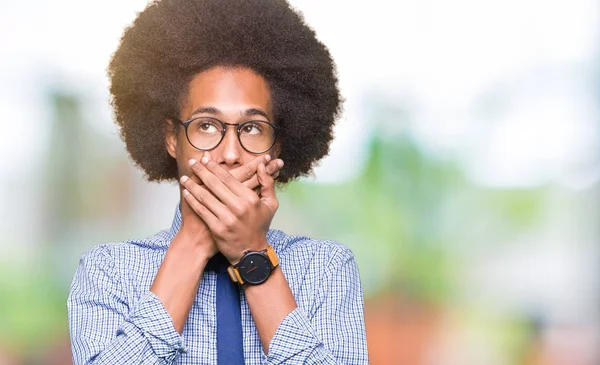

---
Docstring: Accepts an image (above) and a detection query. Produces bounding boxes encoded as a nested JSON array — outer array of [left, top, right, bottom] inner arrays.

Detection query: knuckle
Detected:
[[189, 200, 201, 213], [191, 196, 203, 208], [213, 225, 226, 237], [243, 199, 255, 213], [242, 166, 254, 179], [193, 187, 205, 200], [196, 199, 207, 211], [206, 175, 220, 187], [231, 203, 245, 217], [267, 163, 277, 175], [223, 214, 237, 229], [248, 195, 260, 206], [190, 163, 202, 175]]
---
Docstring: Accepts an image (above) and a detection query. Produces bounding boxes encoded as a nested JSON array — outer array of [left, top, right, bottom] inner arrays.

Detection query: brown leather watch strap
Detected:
[[265, 244, 279, 268]]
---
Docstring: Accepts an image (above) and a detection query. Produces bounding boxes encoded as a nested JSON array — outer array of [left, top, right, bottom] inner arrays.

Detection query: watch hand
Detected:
[[246, 266, 258, 274]]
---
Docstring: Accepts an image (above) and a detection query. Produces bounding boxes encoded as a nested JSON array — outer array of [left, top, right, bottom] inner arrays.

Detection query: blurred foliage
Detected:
[[0, 259, 68, 358], [279, 129, 546, 303], [280, 135, 461, 302]]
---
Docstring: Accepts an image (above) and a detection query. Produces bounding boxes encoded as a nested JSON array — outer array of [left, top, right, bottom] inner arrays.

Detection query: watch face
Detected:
[[238, 252, 272, 284]]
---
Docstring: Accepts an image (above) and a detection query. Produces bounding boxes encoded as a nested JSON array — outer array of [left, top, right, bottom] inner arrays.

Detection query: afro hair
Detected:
[[108, 0, 342, 183]]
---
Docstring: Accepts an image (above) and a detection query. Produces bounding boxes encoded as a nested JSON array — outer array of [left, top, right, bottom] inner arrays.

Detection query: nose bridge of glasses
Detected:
[[222, 121, 242, 133], [219, 121, 242, 141]]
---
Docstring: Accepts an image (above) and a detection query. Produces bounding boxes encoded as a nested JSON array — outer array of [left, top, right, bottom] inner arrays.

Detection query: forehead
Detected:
[[182, 66, 273, 119]]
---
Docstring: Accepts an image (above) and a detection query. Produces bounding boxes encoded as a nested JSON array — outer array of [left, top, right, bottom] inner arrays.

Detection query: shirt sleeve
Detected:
[[264, 247, 369, 364], [67, 245, 186, 365]]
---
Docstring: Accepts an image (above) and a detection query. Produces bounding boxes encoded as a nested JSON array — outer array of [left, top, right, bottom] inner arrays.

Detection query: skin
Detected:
[[151, 66, 297, 353]]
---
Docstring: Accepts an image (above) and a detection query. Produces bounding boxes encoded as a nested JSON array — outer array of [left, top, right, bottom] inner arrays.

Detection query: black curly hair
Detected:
[[108, 0, 341, 183]]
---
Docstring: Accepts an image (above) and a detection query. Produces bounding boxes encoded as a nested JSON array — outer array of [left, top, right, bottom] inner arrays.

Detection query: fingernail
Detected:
[[188, 159, 196, 166], [201, 156, 209, 164], [265, 155, 272, 162], [180, 175, 189, 183], [182, 189, 190, 196], [277, 160, 284, 168]]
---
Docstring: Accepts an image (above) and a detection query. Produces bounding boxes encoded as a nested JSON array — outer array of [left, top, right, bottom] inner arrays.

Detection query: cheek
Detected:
[[243, 151, 260, 164], [174, 138, 200, 177]]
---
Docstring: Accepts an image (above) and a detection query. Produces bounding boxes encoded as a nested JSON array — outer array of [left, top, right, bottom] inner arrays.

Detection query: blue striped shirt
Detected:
[[67, 203, 368, 364]]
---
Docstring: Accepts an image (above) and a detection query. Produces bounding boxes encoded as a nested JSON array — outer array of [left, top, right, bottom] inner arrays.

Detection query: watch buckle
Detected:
[[227, 266, 244, 284]]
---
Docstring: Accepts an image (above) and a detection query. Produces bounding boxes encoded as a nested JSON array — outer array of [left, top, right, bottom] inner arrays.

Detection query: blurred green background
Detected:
[[1, 0, 599, 364]]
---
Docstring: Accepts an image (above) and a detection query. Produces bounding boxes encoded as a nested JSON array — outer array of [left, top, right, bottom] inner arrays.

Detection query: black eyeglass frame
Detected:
[[172, 116, 280, 154]]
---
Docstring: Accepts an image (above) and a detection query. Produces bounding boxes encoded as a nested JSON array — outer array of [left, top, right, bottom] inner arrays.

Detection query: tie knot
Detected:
[[205, 252, 230, 273]]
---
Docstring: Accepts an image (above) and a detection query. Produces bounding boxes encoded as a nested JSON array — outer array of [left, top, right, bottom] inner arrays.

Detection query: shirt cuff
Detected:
[[126, 291, 187, 362], [265, 307, 322, 364]]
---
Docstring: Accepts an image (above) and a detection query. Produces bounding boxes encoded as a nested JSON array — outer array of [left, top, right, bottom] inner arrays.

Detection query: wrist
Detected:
[[230, 237, 269, 264], [171, 229, 215, 266], [179, 219, 211, 240]]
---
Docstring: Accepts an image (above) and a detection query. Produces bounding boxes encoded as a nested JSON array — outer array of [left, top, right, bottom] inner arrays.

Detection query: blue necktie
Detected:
[[206, 253, 244, 365]]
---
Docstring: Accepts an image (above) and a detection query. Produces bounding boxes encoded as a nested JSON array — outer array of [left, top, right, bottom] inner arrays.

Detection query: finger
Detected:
[[242, 159, 283, 190], [230, 155, 270, 184], [188, 158, 239, 207], [182, 188, 221, 229], [180, 175, 231, 220], [242, 175, 259, 190], [201, 157, 254, 198], [257, 162, 278, 212], [266, 159, 283, 177]]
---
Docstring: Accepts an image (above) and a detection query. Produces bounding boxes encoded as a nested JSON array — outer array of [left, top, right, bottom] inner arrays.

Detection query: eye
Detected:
[[195, 120, 219, 133], [241, 123, 262, 135]]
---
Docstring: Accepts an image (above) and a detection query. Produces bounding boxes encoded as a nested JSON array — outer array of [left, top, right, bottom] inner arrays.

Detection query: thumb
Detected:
[[257, 162, 278, 211]]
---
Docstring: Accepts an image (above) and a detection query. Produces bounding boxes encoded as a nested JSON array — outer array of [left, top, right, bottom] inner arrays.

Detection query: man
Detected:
[[67, 0, 368, 363]]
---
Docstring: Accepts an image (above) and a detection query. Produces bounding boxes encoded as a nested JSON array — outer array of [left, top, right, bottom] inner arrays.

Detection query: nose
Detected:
[[217, 125, 243, 168]]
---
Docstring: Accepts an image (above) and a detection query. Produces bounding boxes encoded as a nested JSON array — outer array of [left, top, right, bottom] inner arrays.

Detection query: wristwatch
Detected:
[[227, 245, 279, 285]]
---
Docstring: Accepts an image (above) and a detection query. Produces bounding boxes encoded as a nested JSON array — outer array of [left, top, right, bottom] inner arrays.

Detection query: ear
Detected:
[[165, 119, 178, 159]]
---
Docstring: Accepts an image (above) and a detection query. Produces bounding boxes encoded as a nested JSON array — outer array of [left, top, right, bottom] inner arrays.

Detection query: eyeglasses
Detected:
[[172, 116, 280, 154]]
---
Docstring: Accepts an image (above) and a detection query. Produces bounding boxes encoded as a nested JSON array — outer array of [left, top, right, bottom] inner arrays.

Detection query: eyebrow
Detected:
[[189, 106, 270, 120]]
